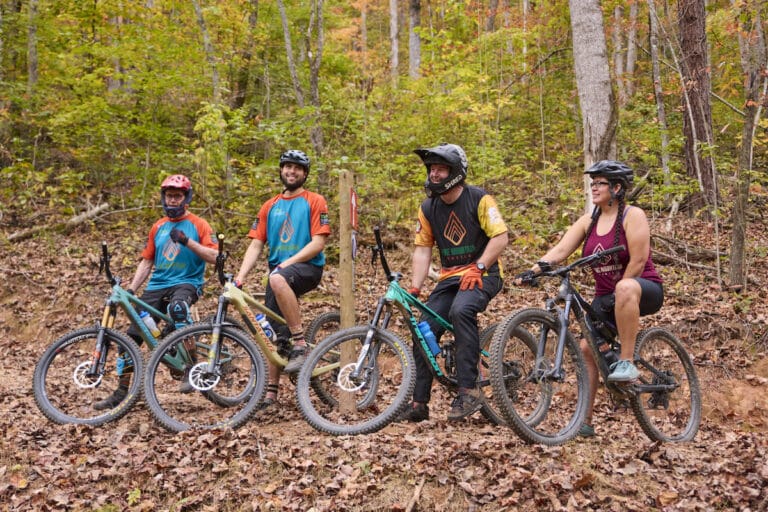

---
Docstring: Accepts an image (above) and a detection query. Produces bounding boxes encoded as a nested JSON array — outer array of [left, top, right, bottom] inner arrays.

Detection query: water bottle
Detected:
[[256, 313, 276, 342], [597, 338, 619, 367], [140, 310, 161, 338], [417, 320, 441, 356]]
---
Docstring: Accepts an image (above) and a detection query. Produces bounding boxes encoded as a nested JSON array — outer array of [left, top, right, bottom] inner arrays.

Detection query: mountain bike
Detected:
[[488, 245, 701, 445], [296, 226, 509, 436], [32, 242, 195, 425], [142, 234, 342, 432]]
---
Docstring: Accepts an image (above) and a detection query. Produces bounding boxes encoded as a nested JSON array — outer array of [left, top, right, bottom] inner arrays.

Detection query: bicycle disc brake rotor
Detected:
[[189, 362, 220, 391], [73, 361, 103, 388], [336, 363, 367, 392]]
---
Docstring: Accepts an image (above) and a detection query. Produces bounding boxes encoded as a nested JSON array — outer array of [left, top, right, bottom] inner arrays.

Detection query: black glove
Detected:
[[125, 288, 135, 295], [515, 270, 537, 286], [170, 228, 189, 246]]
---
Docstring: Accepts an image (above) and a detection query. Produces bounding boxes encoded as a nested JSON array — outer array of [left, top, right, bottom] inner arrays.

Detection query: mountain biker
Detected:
[[400, 143, 509, 422], [515, 160, 663, 437], [234, 149, 331, 409], [94, 174, 218, 410]]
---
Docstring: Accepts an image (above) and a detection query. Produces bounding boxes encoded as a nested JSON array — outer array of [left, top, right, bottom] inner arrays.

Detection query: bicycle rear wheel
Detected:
[[33, 327, 144, 426], [296, 325, 415, 436], [630, 327, 701, 442], [143, 324, 267, 432], [489, 308, 588, 445]]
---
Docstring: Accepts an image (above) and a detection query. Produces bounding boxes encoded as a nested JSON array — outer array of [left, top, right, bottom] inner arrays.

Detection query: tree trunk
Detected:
[[625, 1, 638, 98], [389, 0, 399, 86], [569, 0, 617, 213], [277, 0, 305, 107], [27, 0, 38, 95], [307, 0, 326, 179], [729, 0, 767, 289], [486, 0, 499, 32], [678, 0, 717, 214], [232, 0, 259, 109], [613, 6, 627, 107], [408, 0, 420, 79], [192, 0, 220, 104]]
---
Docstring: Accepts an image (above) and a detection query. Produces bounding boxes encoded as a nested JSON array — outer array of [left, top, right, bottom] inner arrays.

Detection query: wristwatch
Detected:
[[476, 262, 486, 272]]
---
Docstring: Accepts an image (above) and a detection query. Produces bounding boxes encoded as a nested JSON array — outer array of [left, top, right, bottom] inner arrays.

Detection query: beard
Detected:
[[281, 173, 307, 191]]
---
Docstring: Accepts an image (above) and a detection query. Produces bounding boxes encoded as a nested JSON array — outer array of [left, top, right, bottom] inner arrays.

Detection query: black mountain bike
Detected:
[[489, 245, 701, 445], [296, 226, 508, 436]]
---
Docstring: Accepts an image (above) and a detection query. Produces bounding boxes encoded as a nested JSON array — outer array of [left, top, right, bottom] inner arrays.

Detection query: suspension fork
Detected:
[[203, 294, 230, 373], [349, 296, 391, 381], [89, 301, 119, 376], [540, 293, 573, 381]]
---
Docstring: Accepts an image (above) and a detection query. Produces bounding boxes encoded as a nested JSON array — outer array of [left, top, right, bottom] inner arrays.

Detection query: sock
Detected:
[[265, 383, 278, 401], [291, 331, 306, 348]]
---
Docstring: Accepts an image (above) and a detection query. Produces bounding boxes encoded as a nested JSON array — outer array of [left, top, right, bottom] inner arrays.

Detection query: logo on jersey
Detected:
[[162, 238, 181, 261], [592, 243, 622, 274], [250, 219, 259, 231], [443, 211, 467, 246], [320, 212, 330, 226], [279, 215, 295, 243]]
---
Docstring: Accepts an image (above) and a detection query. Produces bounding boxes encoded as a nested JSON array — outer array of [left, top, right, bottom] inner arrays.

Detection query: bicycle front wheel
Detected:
[[143, 324, 267, 432], [630, 327, 701, 442], [489, 308, 588, 445], [296, 325, 415, 436], [33, 327, 144, 426], [477, 323, 506, 425]]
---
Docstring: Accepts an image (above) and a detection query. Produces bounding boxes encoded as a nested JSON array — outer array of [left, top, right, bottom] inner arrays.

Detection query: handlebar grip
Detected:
[[600, 245, 625, 257]]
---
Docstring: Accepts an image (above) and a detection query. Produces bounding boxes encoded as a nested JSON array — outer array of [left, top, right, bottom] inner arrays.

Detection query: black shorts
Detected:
[[592, 278, 664, 325]]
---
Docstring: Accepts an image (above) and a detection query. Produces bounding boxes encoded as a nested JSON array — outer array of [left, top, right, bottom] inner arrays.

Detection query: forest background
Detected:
[[1, 0, 768, 510]]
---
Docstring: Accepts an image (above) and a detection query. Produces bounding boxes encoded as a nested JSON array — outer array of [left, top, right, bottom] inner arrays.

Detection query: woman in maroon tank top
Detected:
[[514, 161, 663, 437]]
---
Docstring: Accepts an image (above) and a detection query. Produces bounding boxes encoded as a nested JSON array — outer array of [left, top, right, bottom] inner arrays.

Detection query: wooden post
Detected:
[[338, 170, 356, 412]]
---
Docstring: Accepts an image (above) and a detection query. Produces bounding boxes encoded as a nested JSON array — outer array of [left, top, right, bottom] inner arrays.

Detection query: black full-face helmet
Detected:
[[414, 143, 468, 197], [160, 174, 193, 219], [585, 160, 634, 200]]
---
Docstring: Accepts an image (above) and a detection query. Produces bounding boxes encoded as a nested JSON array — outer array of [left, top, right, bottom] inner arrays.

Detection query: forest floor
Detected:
[[1, 213, 767, 511]]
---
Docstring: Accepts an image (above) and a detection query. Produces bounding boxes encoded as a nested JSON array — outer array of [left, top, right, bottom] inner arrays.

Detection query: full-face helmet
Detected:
[[160, 174, 192, 219], [414, 143, 468, 197]]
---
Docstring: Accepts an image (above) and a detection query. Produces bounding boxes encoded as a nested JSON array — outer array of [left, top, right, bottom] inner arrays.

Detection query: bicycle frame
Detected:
[[95, 242, 195, 375], [347, 227, 477, 388], [208, 235, 336, 377]]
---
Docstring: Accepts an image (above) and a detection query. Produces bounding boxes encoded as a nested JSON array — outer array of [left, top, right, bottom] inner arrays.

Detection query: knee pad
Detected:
[[168, 300, 191, 328]]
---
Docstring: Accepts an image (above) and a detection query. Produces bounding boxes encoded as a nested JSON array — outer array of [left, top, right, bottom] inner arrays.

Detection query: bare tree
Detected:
[[232, 0, 259, 109], [408, 0, 420, 79], [277, 0, 326, 177], [729, 0, 767, 288], [192, 0, 220, 103], [486, 0, 499, 32], [390, 0, 399, 86], [569, 0, 617, 212], [613, 6, 627, 106], [625, 1, 639, 98], [647, 0, 677, 231], [27, 0, 38, 95], [678, 0, 717, 214]]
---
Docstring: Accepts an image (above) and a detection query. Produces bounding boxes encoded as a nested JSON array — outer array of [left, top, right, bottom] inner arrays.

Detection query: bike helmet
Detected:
[[414, 143, 468, 197], [160, 174, 193, 219], [585, 160, 634, 188], [279, 149, 311, 173]]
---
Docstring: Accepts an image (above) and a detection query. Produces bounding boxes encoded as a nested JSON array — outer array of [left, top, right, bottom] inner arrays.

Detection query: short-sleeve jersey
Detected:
[[582, 206, 662, 296], [141, 212, 217, 291], [248, 190, 331, 268], [414, 185, 508, 281]]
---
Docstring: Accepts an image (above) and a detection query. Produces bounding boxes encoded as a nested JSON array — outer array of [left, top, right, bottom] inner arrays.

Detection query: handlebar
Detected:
[[525, 245, 626, 284], [372, 226, 395, 282], [99, 241, 117, 286], [214, 233, 229, 285]]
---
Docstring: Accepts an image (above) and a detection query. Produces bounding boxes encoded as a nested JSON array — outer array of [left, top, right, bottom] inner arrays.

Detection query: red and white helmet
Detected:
[[160, 174, 192, 218]]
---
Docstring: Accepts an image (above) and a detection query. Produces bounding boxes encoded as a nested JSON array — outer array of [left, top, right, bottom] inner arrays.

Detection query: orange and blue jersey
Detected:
[[248, 190, 331, 268], [141, 213, 217, 290]]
